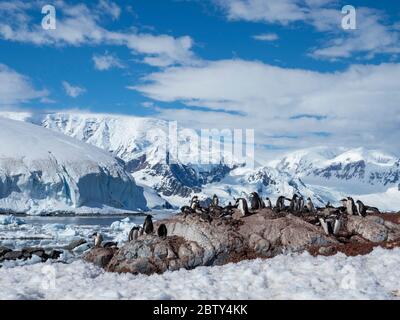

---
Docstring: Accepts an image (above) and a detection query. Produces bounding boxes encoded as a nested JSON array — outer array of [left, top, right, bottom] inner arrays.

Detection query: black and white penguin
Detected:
[[143, 215, 154, 235], [265, 197, 272, 209], [128, 226, 140, 242], [356, 200, 380, 217], [236, 198, 250, 216], [250, 192, 264, 210], [103, 242, 118, 248], [346, 197, 357, 215], [275, 196, 286, 212], [92, 232, 103, 247], [212, 194, 219, 207], [157, 224, 168, 238], [289, 194, 299, 212], [190, 196, 200, 210], [319, 216, 341, 236], [306, 197, 316, 213]]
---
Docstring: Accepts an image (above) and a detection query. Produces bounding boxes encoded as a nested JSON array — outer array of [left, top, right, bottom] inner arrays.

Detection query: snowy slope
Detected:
[[1, 247, 400, 299], [0, 117, 147, 214]]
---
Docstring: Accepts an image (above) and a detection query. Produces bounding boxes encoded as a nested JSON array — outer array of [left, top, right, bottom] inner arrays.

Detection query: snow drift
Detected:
[[0, 117, 147, 214]]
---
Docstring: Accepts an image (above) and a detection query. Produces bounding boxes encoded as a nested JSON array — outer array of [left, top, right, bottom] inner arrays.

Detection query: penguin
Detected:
[[325, 201, 334, 209], [298, 196, 305, 213], [346, 197, 357, 215], [212, 194, 219, 207], [306, 197, 316, 213], [128, 226, 140, 242], [250, 192, 264, 210], [157, 224, 168, 238], [236, 198, 250, 216], [103, 242, 118, 248], [190, 196, 199, 210], [289, 194, 299, 212], [356, 200, 380, 217], [319, 216, 341, 236], [92, 232, 103, 247], [143, 215, 154, 235], [275, 196, 285, 212], [265, 197, 272, 209]]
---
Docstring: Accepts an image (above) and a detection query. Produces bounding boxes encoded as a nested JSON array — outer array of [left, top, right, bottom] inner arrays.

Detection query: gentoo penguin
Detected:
[[92, 232, 103, 247], [128, 226, 140, 242], [143, 215, 154, 235], [190, 196, 199, 210], [306, 197, 316, 213], [346, 197, 357, 215], [103, 242, 118, 248], [298, 196, 305, 212], [157, 224, 168, 238], [250, 192, 264, 210], [275, 196, 286, 212], [356, 200, 380, 217], [236, 198, 250, 216], [289, 194, 299, 212], [212, 194, 219, 207], [265, 197, 272, 209], [319, 216, 341, 236]]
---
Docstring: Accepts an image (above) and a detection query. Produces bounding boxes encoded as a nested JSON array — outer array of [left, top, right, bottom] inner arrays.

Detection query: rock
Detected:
[[22, 248, 48, 261], [64, 239, 87, 251], [82, 247, 116, 268], [3, 251, 23, 261], [346, 216, 389, 243], [47, 250, 62, 260], [318, 246, 336, 256], [0, 246, 12, 257]]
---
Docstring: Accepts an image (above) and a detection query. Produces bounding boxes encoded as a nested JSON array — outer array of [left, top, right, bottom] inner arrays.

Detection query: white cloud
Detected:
[[132, 59, 400, 158], [214, 0, 400, 60], [252, 33, 279, 41], [215, 0, 306, 25], [62, 81, 86, 98], [0, 0, 197, 67], [92, 53, 124, 70], [0, 63, 48, 106]]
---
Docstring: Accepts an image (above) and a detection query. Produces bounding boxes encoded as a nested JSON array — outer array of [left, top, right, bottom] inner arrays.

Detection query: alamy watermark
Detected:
[[145, 121, 255, 168], [342, 5, 357, 30], [41, 5, 56, 30]]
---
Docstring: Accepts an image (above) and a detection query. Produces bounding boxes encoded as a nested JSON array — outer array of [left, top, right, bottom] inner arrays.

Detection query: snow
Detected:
[[1, 247, 400, 299], [0, 117, 147, 214]]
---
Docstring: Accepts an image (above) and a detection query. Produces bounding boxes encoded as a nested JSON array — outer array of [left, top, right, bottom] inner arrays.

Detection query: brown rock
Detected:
[[82, 247, 116, 268]]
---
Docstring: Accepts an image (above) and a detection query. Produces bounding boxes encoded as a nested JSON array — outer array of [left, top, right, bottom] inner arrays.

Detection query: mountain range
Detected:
[[1, 111, 399, 212]]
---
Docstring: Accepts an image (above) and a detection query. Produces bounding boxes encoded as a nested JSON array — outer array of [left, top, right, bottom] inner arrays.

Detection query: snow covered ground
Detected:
[[1, 247, 400, 300]]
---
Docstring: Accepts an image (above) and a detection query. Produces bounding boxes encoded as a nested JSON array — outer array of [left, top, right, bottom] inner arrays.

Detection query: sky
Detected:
[[0, 0, 399, 160]]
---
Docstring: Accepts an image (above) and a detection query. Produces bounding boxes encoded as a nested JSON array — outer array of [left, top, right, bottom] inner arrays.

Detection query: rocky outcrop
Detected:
[[83, 209, 339, 275], [346, 215, 400, 242], [82, 210, 400, 276]]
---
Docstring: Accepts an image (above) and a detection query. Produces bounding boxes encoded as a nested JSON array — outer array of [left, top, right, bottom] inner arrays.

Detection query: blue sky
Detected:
[[0, 0, 400, 157]]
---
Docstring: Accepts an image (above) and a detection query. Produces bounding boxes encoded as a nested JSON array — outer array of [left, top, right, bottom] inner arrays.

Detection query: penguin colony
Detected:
[[177, 193, 381, 237], [92, 193, 381, 249]]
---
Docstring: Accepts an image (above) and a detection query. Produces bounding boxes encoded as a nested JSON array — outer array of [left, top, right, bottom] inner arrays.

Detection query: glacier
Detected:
[[0, 117, 148, 214]]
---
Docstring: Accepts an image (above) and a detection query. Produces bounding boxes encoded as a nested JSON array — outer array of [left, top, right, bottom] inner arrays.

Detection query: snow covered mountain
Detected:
[[0, 117, 147, 214], [271, 147, 400, 210], [2, 112, 400, 211]]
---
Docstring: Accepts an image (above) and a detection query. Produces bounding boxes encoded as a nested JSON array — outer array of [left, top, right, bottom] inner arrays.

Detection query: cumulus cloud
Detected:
[[252, 33, 279, 41], [62, 81, 86, 98], [92, 53, 124, 71], [0, 0, 197, 67], [132, 59, 400, 159], [0, 63, 48, 106], [213, 0, 400, 60]]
